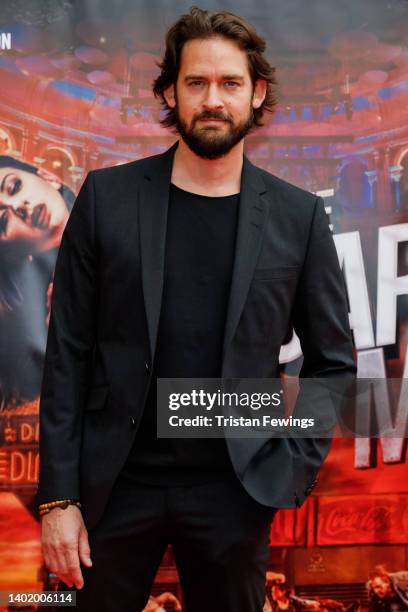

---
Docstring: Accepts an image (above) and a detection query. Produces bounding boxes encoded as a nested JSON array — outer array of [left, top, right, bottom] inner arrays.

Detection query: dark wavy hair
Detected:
[[0, 157, 77, 409], [153, 6, 278, 129], [0, 156, 75, 315]]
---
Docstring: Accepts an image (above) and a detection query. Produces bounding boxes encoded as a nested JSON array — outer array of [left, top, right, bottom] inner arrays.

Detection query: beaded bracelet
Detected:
[[39, 499, 81, 516]]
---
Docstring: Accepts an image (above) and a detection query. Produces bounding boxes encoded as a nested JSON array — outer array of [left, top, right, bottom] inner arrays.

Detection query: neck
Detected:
[[171, 138, 244, 196]]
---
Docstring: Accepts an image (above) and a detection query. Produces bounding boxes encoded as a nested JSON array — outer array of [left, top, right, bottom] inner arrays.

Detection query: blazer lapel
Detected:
[[221, 155, 269, 371], [138, 141, 178, 360]]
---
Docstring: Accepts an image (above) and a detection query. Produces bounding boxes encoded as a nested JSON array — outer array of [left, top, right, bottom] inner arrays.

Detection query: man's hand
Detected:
[[40, 505, 92, 589], [155, 591, 182, 610], [143, 592, 182, 611]]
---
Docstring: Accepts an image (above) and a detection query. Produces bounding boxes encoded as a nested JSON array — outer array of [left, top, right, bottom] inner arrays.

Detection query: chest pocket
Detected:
[[252, 266, 300, 281], [236, 266, 300, 347]]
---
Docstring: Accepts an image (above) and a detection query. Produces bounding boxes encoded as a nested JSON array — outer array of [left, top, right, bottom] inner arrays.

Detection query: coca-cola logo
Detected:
[[322, 505, 393, 536]]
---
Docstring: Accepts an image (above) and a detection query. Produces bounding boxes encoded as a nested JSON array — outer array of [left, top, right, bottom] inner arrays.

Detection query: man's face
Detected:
[[371, 577, 392, 599], [166, 36, 266, 159]]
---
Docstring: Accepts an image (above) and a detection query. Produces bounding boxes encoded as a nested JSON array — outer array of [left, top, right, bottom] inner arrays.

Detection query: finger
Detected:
[[64, 545, 84, 589], [57, 573, 73, 588], [54, 544, 69, 576], [78, 527, 93, 567], [46, 545, 62, 575], [41, 543, 51, 570]]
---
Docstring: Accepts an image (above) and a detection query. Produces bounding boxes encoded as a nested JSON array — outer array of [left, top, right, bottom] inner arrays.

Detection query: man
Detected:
[[37, 6, 356, 612], [367, 566, 408, 611]]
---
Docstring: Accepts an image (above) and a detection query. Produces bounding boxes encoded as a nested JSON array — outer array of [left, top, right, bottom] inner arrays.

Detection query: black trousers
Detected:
[[55, 471, 277, 612]]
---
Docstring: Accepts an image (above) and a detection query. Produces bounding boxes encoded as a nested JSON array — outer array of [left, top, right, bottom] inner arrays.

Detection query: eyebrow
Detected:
[[0, 173, 11, 193], [184, 74, 245, 81]]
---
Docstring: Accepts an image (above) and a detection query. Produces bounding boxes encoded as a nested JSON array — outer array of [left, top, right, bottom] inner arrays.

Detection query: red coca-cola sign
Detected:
[[317, 495, 408, 545]]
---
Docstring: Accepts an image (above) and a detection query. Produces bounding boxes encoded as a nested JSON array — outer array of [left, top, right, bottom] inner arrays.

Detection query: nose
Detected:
[[202, 83, 224, 110], [14, 201, 30, 221]]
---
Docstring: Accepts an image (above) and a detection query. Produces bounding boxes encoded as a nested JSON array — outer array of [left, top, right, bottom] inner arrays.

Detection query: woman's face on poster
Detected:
[[0, 166, 69, 253]]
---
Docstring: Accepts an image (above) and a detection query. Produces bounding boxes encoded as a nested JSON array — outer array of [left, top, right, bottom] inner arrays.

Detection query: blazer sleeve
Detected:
[[36, 171, 98, 505], [290, 196, 357, 493], [292, 196, 356, 378]]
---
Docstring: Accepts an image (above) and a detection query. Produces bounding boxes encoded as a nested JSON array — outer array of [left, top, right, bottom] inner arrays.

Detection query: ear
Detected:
[[252, 79, 267, 109], [163, 83, 176, 109], [36, 167, 62, 191]]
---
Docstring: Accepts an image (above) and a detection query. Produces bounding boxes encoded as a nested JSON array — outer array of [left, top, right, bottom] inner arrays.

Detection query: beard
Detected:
[[174, 99, 255, 160]]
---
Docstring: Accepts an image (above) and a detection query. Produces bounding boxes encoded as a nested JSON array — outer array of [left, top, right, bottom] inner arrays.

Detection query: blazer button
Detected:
[[130, 416, 137, 429], [145, 361, 151, 373]]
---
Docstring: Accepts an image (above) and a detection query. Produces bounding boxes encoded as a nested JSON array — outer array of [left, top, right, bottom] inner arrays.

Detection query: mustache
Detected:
[[194, 111, 231, 122]]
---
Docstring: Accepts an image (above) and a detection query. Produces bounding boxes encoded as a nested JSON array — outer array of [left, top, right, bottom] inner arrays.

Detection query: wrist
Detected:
[[38, 499, 81, 516]]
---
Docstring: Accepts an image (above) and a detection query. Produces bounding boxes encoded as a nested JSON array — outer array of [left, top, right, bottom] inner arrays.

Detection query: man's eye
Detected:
[[225, 81, 239, 87], [189, 81, 204, 86]]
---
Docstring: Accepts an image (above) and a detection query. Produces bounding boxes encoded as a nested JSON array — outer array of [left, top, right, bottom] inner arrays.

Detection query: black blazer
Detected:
[[37, 140, 356, 530]]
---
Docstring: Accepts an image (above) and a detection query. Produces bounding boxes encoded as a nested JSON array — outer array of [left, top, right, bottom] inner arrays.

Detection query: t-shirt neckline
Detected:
[[170, 182, 240, 199]]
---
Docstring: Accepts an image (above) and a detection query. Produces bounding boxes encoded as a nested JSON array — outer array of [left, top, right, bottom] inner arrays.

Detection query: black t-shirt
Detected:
[[120, 182, 240, 485]]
